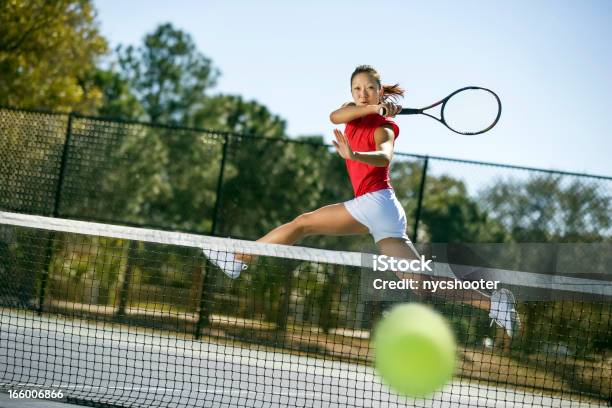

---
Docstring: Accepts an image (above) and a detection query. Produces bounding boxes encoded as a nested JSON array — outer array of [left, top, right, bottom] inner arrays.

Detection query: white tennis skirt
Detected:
[[343, 188, 410, 243]]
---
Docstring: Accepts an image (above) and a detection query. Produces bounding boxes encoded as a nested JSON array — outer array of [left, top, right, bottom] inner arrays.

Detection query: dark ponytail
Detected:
[[381, 84, 404, 103]]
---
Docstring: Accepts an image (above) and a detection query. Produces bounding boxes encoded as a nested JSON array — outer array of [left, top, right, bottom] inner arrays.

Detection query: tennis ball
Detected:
[[373, 303, 456, 398]]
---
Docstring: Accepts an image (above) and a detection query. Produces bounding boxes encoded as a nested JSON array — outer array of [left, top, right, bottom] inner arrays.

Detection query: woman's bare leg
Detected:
[[236, 203, 369, 262], [376, 237, 491, 312], [259, 203, 368, 244]]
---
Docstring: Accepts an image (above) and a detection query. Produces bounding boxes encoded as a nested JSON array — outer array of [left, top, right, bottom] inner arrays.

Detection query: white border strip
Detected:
[[0, 211, 365, 266], [434, 263, 612, 297]]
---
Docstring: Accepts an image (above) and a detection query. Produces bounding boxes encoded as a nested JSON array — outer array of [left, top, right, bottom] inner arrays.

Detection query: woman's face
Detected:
[[351, 73, 383, 106]]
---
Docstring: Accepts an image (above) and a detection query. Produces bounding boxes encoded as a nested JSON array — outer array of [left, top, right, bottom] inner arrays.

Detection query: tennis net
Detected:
[[0, 211, 610, 407]]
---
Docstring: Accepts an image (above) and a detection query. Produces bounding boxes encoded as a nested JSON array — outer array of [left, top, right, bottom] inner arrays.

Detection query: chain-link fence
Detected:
[[3, 106, 610, 248]]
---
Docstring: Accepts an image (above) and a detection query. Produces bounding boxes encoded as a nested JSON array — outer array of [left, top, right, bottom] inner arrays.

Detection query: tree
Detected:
[[108, 23, 298, 234], [116, 23, 219, 124], [114, 24, 287, 137], [93, 68, 145, 119], [191, 94, 286, 138], [391, 159, 507, 243], [421, 174, 507, 242], [481, 175, 611, 242], [0, 0, 108, 112]]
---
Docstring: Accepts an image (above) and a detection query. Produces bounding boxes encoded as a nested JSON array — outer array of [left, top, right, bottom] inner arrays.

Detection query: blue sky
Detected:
[[96, 0, 612, 177]]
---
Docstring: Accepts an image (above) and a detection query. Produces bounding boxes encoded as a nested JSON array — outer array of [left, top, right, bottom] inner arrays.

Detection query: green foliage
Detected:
[[116, 23, 219, 124], [217, 137, 323, 237], [481, 175, 611, 242], [392, 160, 507, 243], [421, 174, 507, 242], [103, 24, 291, 238], [192, 94, 286, 138], [93, 69, 145, 119], [112, 23, 287, 139], [0, 0, 108, 112]]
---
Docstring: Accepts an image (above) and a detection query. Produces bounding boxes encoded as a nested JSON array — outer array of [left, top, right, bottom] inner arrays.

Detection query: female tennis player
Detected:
[[205, 65, 519, 337]]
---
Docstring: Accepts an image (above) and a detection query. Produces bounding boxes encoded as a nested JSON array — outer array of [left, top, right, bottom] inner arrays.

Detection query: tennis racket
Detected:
[[379, 86, 502, 135]]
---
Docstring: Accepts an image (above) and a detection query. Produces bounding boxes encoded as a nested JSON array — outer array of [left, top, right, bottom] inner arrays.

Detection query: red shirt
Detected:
[[344, 114, 400, 197]]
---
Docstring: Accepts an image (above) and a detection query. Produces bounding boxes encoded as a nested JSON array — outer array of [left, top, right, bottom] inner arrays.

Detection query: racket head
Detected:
[[440, 87, 502, 135]]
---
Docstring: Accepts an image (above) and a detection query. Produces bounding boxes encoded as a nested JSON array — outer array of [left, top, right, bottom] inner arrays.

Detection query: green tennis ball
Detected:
[[373, 303, 456, 398]]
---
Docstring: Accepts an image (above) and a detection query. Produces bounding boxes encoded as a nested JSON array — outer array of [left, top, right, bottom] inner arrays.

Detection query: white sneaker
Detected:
[[489, 288, 520, 338], [202, 248, 247, 279]]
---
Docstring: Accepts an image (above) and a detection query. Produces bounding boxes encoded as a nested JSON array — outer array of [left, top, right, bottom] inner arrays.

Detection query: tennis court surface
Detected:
[[1, 212, 610, 407]]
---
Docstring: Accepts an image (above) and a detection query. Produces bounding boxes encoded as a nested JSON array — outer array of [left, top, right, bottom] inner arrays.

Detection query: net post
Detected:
[[37, 112, 75, 315], [276, 267, 293, 331], [412, 156, 429, 243], [115, 240, 137, 323], [319, 264, 340, 334], [210, 133, 229, 236], [195, 262, 216, 339]]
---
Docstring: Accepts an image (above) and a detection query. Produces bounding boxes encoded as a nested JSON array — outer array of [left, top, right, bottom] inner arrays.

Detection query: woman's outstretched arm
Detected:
[[329, 103, 380, 124]]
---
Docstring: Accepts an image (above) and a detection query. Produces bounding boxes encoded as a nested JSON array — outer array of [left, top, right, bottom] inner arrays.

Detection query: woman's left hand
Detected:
[[333, 129, 356, 160]]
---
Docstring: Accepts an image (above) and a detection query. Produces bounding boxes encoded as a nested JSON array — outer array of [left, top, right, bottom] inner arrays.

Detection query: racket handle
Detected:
[[378, 106, 387, 116]]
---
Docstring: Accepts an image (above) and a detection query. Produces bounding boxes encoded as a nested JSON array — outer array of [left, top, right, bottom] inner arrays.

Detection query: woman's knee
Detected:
[[377, 237, 419, 259], [292, 212, 316, 236]]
